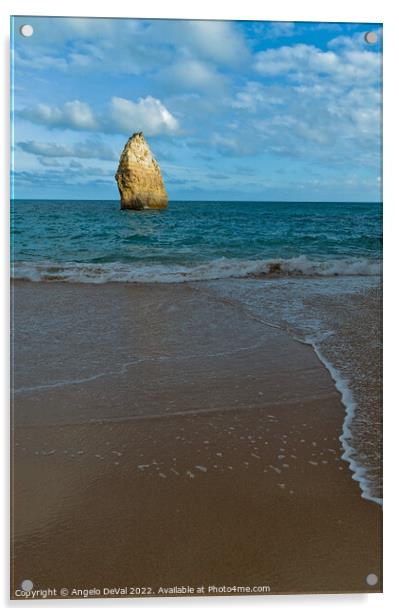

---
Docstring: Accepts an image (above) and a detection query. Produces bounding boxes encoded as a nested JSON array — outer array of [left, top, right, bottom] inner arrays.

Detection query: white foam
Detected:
[[309, 338, 383, 506], [12, 255, 382, 284]]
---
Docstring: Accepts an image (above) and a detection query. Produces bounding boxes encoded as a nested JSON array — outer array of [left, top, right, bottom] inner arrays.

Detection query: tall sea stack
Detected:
[[115, 132, 168, 210]]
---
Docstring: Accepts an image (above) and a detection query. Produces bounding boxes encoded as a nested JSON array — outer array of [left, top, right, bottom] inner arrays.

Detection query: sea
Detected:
[[11, 200, 383, 504], [11, 200, 382, 283]]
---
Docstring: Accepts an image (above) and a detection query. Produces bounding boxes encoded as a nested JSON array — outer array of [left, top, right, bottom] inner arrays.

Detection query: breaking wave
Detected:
[[12, 256, 382, 284]]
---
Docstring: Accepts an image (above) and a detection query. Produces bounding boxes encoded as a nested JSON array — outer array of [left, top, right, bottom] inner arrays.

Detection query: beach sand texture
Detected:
[[11, 281, 382, 597]]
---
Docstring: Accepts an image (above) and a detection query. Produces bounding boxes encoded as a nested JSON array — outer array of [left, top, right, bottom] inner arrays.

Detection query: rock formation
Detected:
[[115, 132, 168, 210]]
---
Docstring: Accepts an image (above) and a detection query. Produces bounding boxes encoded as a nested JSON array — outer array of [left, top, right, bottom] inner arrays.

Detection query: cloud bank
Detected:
[[18, 96, 179, 137]]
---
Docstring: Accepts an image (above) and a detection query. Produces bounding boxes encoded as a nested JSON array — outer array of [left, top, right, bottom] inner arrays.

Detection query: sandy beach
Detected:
[[11, 281, 382, 597]]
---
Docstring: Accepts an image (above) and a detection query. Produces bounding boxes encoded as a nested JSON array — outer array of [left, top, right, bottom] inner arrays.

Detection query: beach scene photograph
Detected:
[[10, 16, 382, 598]]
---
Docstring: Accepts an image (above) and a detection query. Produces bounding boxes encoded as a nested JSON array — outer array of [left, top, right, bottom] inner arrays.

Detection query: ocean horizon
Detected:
[[11, 198, 383, 202]]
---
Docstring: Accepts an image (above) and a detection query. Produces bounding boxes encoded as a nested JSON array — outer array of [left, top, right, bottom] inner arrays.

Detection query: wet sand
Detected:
[[11, 281, 382, 598], [200, 277, 383, 501]]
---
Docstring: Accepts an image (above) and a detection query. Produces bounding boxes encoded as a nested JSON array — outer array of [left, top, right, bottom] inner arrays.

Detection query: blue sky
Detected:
[[11, 17, 382, 201]]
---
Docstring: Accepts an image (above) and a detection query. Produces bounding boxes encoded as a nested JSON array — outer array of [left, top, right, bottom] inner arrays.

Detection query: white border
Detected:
[[0, 0, 387, 22], [1, 0, 398, 614]]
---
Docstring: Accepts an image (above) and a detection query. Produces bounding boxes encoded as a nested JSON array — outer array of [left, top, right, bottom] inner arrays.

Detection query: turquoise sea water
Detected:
[[11, 200, 382, 282]]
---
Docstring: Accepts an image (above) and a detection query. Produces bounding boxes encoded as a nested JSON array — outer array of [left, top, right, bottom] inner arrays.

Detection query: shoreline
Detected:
[[197, 277, 383, 505], [311, 341, 382, 507], [11, 280, 382, 596]]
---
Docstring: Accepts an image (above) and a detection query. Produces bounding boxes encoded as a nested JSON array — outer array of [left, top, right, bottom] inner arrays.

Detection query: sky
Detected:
[[11, 17, 382, 201]]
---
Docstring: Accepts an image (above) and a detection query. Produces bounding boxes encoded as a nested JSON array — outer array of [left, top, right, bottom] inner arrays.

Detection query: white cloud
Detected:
[[328, 28, 382, 50], [242, 38, 382, 167], [18, 138, 117, 160], [13, 165, 113, 188], [20, 100, 98, 131], [225, 33, 382, 166], [210, 133, 257, 156], [157, 59, 228, 94], [18, 141, 72, 157], [254, 43, 381, 85], [38, 157, 62, 167], [19, 96, 179, 137], [13, 49, 69, 71], [232, 82, 284, 112], [169, 20, 249, 67], [255, 44, 337, 77], [263, 22, 296, 39], [13, 17, 250, 77], [13, 18, 167, 76], [109, 96, 179, 136]]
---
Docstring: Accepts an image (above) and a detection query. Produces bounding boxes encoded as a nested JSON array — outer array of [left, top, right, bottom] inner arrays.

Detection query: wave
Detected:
[[11, 255, 382, 284]]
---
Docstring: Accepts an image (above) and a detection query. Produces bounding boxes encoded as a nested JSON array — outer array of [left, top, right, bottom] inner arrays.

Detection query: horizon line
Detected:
[[10, 198, 383, 204]]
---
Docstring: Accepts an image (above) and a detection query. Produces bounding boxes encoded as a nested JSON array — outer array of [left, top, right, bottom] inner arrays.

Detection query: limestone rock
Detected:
[[115, 132, 168, 210]]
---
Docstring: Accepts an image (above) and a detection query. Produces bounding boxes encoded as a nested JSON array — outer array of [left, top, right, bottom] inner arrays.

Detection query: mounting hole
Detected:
[[366, 573, 378, 586], [21, 579, 33, 591], [20, 24, 34, 38], [364, 31, 378, 45]]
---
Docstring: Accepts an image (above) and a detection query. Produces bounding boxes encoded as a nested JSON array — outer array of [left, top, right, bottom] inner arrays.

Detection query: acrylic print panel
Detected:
[[10, 16, 382, 600]]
